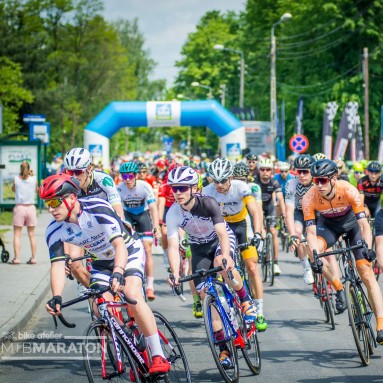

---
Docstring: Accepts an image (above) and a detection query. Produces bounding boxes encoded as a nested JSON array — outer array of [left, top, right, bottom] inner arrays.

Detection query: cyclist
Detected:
[[63, 147, 124, 286], [334, 157, 349, 182], [254, 157, 286, 275], [274, 161, 293, 197], [348, 162, 364, 188], [302, 159, 383, 344], [312, 153, 327, 161], [40, 174, 171, 374], [203, 158, 267, 331], [117, 161, 161, 301], [357, 161, 383, 219], [246, 153, 259, 178], [166, 166, 258, 368], [285, 155, 315, 284]]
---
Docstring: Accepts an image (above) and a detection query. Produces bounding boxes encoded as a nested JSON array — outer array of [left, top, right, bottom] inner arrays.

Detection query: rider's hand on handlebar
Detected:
[[310, 259, 323, 274], [252, 232, 264, 253], [46, 295, 62, 316], [168, 272, 180, 287], [363, 248, 376, 262], [288, 235, 300, 251], [218, 255, 234, 271], [109, 271, 125, 292]]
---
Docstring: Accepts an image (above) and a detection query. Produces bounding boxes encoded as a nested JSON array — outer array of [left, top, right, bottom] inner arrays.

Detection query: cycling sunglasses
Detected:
[[171, 185, 190, 193], [66, 169, 85, 176], [44, 196, 67, 208], [313, 177, 330, 185], [213, 178, 229, 184], [121, 173, 136, 181], [297, 169, 310, 175]]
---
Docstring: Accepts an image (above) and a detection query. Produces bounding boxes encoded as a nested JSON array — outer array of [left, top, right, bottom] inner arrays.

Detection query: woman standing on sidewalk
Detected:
[[10, 161, 38, 264]]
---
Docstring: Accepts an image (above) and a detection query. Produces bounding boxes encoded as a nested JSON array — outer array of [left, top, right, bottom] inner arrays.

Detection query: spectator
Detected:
[[10, 161, 38, 264]]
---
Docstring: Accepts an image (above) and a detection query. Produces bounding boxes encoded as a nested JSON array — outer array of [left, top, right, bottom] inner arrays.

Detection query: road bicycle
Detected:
[[235, 241, 256, 299], [313, 241, 377, 366], [259, 216, 275, 286], [53, 287, 191, 382], [368, 217, 381, 282], [177, 260, 261, 383], [278, 216, 289, 253]]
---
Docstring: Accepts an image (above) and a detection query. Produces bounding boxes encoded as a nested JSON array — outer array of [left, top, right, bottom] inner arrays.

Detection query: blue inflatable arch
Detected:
[[84, 100, 246, 166]]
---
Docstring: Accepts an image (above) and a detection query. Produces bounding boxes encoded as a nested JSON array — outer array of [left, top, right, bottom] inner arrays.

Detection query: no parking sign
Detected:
[[289, 134, 309, 153]]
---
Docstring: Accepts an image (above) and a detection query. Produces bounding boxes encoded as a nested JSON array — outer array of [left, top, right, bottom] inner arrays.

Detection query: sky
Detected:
[[102, 0, 246, 86]]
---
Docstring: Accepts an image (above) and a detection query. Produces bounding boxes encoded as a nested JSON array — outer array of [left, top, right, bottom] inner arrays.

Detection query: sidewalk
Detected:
[[0, 210, 53, 344]]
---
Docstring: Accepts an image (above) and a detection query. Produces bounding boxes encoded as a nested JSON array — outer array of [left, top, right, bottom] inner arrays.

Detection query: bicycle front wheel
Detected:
[[265, 233, 274, 287], [153, 311, 191, 383], [83, 321, 140, 383], [323, 280, 335, 330], [203, 294, 239, 383], [345, 281, 370, 366]]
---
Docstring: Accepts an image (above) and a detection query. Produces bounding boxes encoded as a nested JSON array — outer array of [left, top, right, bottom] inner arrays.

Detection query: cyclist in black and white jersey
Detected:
[[285, 155, 315, 285], [166, 166, 257, 369], [40, 174, 171, 375], [63, 148, 124, 286]]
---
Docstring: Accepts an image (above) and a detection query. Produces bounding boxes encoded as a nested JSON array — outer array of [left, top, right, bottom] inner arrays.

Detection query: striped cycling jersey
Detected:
[[203, 180, 255, 223], [117, 180, 156, 215], [45, 198, 136, 263], [285, 176, 313, 211]]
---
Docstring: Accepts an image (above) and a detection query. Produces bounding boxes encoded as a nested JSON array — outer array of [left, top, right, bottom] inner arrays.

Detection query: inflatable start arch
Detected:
[[84, 100, 246, 166]]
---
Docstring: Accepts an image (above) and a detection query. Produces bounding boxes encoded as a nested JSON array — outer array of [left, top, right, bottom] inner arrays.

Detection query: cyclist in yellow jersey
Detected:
[[203, 158, 267, 331]]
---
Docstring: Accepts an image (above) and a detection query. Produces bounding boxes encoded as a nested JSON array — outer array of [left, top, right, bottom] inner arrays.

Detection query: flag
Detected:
[[295, 97, 304, 135], [322, 101, 338, 159], [378, 106, 383, 163]]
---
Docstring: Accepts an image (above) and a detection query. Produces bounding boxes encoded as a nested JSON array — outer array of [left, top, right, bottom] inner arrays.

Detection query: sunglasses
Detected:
[[44, 197, 65, 208], [66, 169, 85, 176], [139, 170, 147, 174], [297, 169, 310, 175], [259, 168, 272, 172], [313, 177, 330, 185], [213, 178, 229, 184], [354, 171, 362, 174], [171, 185, 190, 193], [122, 173, 136, 180]]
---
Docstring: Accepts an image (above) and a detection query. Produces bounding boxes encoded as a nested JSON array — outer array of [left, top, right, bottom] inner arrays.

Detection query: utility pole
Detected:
[[220, 84, 226, 107], [363, 47, 369, 159]]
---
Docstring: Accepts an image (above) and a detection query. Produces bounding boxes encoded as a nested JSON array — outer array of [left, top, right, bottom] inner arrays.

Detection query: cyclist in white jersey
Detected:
[[40, 174, 171, 375], [63, 148, 124, 286], [117, 161, 161, 301]]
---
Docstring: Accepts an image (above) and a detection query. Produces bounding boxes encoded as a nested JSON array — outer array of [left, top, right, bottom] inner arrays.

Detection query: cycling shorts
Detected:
[[263, 202, 277, 227], [190, 229, 236, 292], [124, 210, 153, 240], [89, 240, 146, 288], [227, 217, 257, 260], [374, 209, 383, 237], [294, 209, 305, 228], [365, 201, 381, 219]]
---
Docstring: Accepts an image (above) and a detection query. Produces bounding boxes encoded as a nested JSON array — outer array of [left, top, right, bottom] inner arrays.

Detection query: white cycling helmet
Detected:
[[208, 158, 234, 181], [258, 158, 274, 169], [64, 147, 92, 170], [167, 166, 199, 185], [278, 162, 290, 171]]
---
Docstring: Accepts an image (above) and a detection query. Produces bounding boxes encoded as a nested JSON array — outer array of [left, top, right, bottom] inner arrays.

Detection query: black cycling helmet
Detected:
[[246, 153, 258, 161], [233, 162, 250, 178], [137, 162, 148, 171], [294, 154, 314, 170], [367, 161, 382, 173], [310, 159, 338, 178]]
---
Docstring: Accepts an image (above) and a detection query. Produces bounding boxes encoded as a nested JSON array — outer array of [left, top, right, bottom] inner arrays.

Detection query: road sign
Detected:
[[23, 114, 46, 123], [289, 134, 309, 153], [29, 122, 50, 144]]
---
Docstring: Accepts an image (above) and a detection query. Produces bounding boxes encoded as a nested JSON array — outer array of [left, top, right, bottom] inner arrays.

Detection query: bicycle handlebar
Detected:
[[65, 254, 93, 280], [313, 241, 366, 264]]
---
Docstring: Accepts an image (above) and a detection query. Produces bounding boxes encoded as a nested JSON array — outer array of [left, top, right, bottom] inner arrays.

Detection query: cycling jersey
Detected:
[[357, 175, 383, 216], [254, 176, 282, 208], [203, 180, 254, 223], [117, 180, 156, 215], [45, 198, 140, 263], [285, 176, 313, 211], [158, 182, 175, 209], [273, 173, 293, 196], [302, 180, 366, 227], [248, 182, 262, 203], [79, 171, 121, 206]]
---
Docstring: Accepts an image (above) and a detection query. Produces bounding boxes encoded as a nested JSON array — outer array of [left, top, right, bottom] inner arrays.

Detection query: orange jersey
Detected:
[[302, 180, 365, 225]]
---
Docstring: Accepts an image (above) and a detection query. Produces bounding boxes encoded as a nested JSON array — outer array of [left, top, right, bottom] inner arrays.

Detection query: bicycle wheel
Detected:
[[83, 321, 140, 382], [345, 281, 370, 366], [260, 250, 268, 283], [265, 233, 274, 287], [153, 311, 191, 383], [203, 294, 239, 383], [323, 280, 335, 330]]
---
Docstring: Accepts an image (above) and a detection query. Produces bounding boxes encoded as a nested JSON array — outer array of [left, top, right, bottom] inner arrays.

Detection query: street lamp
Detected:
[[270, 12, 292, 152], [191, 82, 213, 99], [213, 44, 245, 108]]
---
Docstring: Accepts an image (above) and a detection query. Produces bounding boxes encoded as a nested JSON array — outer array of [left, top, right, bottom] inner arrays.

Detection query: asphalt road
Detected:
[[1, 248, 382, 383]]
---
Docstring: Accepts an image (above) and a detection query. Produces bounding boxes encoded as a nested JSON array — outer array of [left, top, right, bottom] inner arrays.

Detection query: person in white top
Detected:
[[11, 161, 38, 264]]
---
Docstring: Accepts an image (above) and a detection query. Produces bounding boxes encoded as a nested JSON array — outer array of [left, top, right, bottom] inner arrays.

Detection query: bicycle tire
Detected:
[[358, 287, 376, 356], [152, 311, 192, 383], [260, 250, 268, 283], [203, 294, 239, 383], [266, 233, 275, 287], [83, 321, 140, 383], [345, 281, 370, 366], [1, 250, 10, 263], [323, 280, 335, 330]]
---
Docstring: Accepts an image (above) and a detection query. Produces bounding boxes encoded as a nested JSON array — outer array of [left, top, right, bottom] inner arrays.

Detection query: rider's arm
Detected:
[[246, 198, 262, 233], [111, 236, 129, 271], [113, 203, 124, 220], [157, 196, 166, 224], [305, 224, 319, 262], [276, 191, 286, 217], [51, 260, 66, 296], [357, 179, 365, 205], [148, 201, 160, 235], [358, 217, 372, 248], [285, 203, 296, 236], [167, 235, 180, 279]]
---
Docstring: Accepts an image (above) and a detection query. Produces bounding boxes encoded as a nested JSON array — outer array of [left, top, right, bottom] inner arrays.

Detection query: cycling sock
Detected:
[[214, 330, 228, 352], [145, 333, 165, 358], [236, 286, 249, 303], [377, 317, 383, 331], [300, 257, 310, 269], [254, 299, 263, 315], [146, 277, 154, 290], [331, 279, 343, 291], [193, 294, 201, 304]]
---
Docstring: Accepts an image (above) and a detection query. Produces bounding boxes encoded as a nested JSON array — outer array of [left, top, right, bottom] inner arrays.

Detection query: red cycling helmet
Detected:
[[155, 159, 166, 168], [40, 174, 81, 200], [167, 162, 180, 173]]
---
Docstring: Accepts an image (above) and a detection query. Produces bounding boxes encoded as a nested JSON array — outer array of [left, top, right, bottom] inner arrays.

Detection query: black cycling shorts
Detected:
[[374, 209, 383, 237], [124, 210, 153, 238], [365, 201, 381, 219], [263, 202, 277, 227]]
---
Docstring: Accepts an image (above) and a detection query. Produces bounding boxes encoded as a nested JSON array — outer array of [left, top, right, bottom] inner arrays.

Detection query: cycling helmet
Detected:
[[64, 148, 91, 170], [294, 155, 314, 170], [335, 157, 345, 169], [168, 162, 180, 172], [40, 174, 81, 200], [353, 162, 364, 172], [197, 173, 203, 190], [246, 153, 258, 161], [120, 162, 139, 174], [278, 162, 291, 171], [367, 161, 382, 172], [312, 152, 327, 161], [233, 162, 250, 177], [360, 159, 370, 169], [310, 159, 338, 178], [137, 162, 147, 170], [168, 166, 199, 185], [155, 159, 166, 168], [257, 158, 274, 169], [208, 158, 234, 181]]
